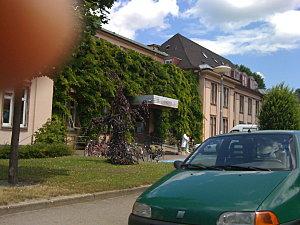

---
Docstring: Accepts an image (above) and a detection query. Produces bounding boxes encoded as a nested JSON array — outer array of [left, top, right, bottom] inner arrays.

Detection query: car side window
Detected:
[[189, 139, 222, 165]]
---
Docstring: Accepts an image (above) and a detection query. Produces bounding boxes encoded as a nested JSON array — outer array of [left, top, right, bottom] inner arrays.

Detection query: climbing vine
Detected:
[[53, 36, 203, 142]]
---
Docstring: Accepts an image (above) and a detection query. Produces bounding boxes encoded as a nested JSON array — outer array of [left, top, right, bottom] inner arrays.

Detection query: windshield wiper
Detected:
[[214, 165, 271, 172], [183, 163, 223, 171]]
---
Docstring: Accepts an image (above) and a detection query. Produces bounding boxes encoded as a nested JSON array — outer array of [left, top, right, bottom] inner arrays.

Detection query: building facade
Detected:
[[160, 34, 263, 140], [96, 29, 179, 142], [199, 69, 262, 140], [0, 77, 53, 145], [97, 29, 263, 141], [96, 29, 168, 63]]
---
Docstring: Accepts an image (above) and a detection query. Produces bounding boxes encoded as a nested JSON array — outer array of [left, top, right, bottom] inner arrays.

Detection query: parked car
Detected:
[[230, 124, 258, 133], [129, 131, 300, 225]]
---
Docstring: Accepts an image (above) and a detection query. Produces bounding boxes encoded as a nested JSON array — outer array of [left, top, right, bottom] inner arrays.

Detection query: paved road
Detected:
[[0, 192, 141, 225]]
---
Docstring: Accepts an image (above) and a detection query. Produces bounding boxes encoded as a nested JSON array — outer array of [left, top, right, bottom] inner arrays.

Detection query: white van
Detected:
[[229, 124, 258, 133]]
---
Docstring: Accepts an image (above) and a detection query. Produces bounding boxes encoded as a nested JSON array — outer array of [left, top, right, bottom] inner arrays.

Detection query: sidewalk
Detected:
[[0, 186, 149, 217]]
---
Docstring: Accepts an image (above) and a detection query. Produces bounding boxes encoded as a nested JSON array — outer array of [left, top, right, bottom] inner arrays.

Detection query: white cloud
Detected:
[[183, 0, 300, 55], [183, 0, 300, 30], [103, 0, 179, 39], [192, 25, 300, 55], [269, 10, 300, 37]]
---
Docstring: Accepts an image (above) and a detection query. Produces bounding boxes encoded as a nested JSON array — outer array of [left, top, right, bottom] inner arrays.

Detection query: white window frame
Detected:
[[20, 90, 28, 128], [164, 59, 173, 64], [2, 89, 28, 128], [2, 91, 14, 127]]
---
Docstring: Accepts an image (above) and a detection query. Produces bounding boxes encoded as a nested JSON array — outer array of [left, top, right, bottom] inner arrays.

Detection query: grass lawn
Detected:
[[0, 156, 173, 206]]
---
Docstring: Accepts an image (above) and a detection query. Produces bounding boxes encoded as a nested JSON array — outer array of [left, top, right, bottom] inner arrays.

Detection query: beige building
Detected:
[[97, 30, 264, 141], [199, 69, 262, 140], [0, 77, 53, 145], [160, 34, 263, 140]]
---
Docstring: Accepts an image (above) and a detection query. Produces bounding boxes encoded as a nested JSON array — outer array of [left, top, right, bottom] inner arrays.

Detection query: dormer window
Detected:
[[202, 52, 208, 58], [165, 59, 173, 64], [213, 58, 218, 64]]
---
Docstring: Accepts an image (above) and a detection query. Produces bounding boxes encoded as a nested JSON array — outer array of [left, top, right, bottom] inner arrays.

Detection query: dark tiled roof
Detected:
[[159, 33, 235, 69]]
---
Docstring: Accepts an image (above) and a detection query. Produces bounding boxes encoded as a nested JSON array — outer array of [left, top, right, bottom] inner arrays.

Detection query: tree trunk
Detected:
[[8, 88, 23, 185]]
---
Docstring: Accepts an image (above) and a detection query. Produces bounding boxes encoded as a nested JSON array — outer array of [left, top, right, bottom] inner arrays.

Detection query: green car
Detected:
[[129, 131, 300, 225]]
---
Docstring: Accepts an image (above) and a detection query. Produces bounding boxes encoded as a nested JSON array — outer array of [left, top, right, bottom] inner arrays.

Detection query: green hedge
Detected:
[[0, 144, 73, 159]]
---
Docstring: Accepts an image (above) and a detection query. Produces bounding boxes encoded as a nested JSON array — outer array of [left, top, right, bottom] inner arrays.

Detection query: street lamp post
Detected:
[[213, 66, 231, 135], [220, 74, 224, 134]]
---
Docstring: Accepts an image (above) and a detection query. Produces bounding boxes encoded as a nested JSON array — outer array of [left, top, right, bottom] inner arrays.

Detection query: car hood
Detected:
[[139, 169, 289, 225]]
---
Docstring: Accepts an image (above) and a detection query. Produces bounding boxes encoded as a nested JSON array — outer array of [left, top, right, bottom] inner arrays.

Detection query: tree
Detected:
[[296, 89, 300, 102], [6, 0, 115, 185], [92, 83, 149, 165], [258, 84, 300, 130], [237, 65, 266, 89]]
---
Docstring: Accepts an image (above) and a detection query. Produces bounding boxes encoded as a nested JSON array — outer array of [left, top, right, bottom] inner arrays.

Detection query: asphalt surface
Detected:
[[0, 192, 141, 225]]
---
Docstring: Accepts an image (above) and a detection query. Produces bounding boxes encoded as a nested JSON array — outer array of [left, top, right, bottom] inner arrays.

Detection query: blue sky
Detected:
[[104, 0, 300, 89]]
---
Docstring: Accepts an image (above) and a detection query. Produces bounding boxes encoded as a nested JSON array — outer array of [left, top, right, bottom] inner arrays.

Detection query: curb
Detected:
[[0, 185, 150, 217]]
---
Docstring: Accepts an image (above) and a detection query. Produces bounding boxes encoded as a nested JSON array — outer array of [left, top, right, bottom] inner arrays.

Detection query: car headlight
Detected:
[[217, 212, 255, 225], [217, 211, 279, 225], [132, 202, 151, 218]]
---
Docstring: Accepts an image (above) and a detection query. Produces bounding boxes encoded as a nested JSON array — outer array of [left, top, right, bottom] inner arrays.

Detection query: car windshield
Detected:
[[185, 134, 296, 171]]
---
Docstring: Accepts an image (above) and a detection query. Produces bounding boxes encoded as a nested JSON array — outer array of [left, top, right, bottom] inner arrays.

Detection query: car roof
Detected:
[[232, 124, 258, 128], [213, 130, 300, 139]]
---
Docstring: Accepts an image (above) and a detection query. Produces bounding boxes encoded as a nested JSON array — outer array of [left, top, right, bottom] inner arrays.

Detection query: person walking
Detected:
[[181, 134, 190, 154]]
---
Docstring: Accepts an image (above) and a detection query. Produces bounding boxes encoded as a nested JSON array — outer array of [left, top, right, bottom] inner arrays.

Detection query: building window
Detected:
[[2, 89, 28, 128], [239, 95, 244, 114], [223, 87, 229, 108], [20, 90, 28, 127], [2, 91, 14, 127], [242, 74, 248, 86], [234, 70, 241, 81], [213, 58, 218, 64], [248, 98, 253, 115], [233, 93, 236, 113], [210, 116, 217, 137], [202, 52, 208, 58], [223, 117, 228, 133], [211, 82, 218, 105], [256, 100, 260, 116], [136, 122, 145, 134], [164, 59, 172, 64]]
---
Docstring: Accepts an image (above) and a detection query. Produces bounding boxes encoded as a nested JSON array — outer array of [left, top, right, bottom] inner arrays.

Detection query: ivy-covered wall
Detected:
[[53, 36, 203, 142]]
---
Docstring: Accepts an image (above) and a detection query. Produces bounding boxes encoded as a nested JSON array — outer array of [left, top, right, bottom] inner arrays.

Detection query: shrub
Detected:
[[0, 145, 10, 159], [259, 84, 300, 130], [0, 143, 72, 159], [34, 116, 67, 144]]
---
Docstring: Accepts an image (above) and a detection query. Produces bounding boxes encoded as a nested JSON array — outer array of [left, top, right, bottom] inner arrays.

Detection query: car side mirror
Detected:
[[174, 160, 183, 169]]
